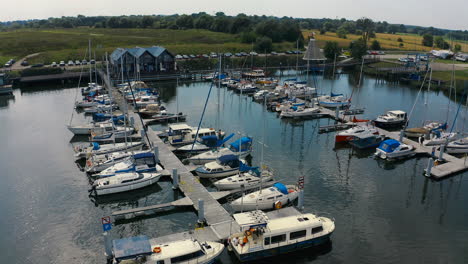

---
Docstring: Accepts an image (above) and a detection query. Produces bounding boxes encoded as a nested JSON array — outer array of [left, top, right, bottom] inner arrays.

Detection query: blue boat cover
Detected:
[[113, 235, 152, 261], [378, 139, 401, 153], [216, 133, 234, 147], [273, 183, 288, 195], [230, 137, 253, 152], [92, 142, 100, 150], [201, 135, 219, 148], [331, 92, 343, 97], [133, 152, 154, 159], [430, 122, 448, 133], [239, 163, 259, 174], [219, 155, 238, 163], [291, 106, 298, 111]]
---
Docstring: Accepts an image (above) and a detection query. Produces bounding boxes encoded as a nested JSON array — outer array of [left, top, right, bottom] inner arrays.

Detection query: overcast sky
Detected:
[[2, 0, 467, 30]]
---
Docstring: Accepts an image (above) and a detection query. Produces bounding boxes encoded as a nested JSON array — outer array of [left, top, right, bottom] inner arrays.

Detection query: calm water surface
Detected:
[[1, 73, 468, 264]]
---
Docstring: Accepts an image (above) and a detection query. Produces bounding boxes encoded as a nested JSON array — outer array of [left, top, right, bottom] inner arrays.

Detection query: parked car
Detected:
[[9, 59, 16, 64], [31, 63, 44, 68], [271, 51, 278, 56], [224, 53, 232, 57], [189, 54, 196, 59], [250, 51, 258, 56], [235, 53, 242, 57], [378, 51, 386, 55], [21, 60, 29, 66], [67, 60, 74, 66], [210, 52, 217, 58], [81, 59, 88, 65], [90, 59, 96, 64], [175, 55, 183, 59], [202, 54, 209, 58], [182, 55, 189, 59], [75, 60, 81, 65], [398, 57, 409, 62], [286, 50, 293, 54], [51, 62, 58, 67], [455, 54, 468, 62], [59, 61, 66, 66], [4, 62, 11, 67]]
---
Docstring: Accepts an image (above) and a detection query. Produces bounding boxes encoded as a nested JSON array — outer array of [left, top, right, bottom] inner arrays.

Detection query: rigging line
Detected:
[[191, 78, 216, 152], [404, 68, 430, 129], [69, 46, 90, 126]]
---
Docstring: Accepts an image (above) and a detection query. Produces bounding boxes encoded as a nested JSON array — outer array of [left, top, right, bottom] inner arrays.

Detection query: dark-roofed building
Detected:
[[110, 46, 176, 77]]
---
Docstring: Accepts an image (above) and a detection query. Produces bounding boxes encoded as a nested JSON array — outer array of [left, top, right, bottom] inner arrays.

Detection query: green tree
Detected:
[[399, 24, 407, 33], [454, 44, 462, 53], [422, 34, 434, 47], [435, 36, 450, 49], [371, 40, 381, 50], [388, 25, 399, 34], [349, 38, 367, 59], [141, 16, 154, 28], [240, 31, 257, 43], [254, 36, 273, 53], [323, 41, 340, 60], [230, 14, 251, 34], [194, 15, 214, 29], [176, 15, 194, 29], [336, 27, 347, 38], [356, 17, 374, 44]]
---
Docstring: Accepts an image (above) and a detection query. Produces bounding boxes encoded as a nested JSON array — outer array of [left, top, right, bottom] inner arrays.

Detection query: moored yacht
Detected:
[[195, 155, 244, 178], [91, 172, 160, 195], [227, 208, 335, 262], [374, 139, 415, 160], [167, 124, 224, 146], [214, 168, 274, 190], [95, 152, 162, 178], [373, 110, 407, 128], [230, 183, 299, 212], [147, 239, 224, 264], [74, 141, 145, 158], [446, 137, 468, 154], [85, 150, 152, 173], [335, 125, 379, 143]]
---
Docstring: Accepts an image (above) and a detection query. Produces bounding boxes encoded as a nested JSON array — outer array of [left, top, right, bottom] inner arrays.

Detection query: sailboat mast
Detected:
[[88, 39, 92, 82]]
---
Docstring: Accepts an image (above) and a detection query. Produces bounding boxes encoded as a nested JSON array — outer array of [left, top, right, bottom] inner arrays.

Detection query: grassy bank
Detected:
[[0, 28, 298, 65], [304, 30, 468, 52]]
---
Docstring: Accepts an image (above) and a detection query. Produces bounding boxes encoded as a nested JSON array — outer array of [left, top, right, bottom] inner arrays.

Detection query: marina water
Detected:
[[1, 72, 468, 263]]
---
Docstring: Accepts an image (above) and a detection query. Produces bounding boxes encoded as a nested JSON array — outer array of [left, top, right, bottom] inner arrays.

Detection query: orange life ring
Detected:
[[153, 247, 161, 253], [274, 201, 282, 209]]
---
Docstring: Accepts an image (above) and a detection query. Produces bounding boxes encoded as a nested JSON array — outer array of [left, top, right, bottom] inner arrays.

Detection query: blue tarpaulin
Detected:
[[331, 92, 343, 97], [273, 183, 288, 195], [378, 139, 401, 153], [229, 137, 252, 152], [92, 142, 100, 150], [133, 152, 154, 159]]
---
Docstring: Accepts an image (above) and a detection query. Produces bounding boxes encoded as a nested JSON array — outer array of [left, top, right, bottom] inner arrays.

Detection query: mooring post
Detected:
[[399, 130, 404, 142], [129, 116, 135, 127], [153, 146, 159, 163], [425, 158, 434, 177], [103, 232, 113, 262], [438, 145, 445, 161], [297, 190, 304, 211], [172, 168, 178, 189], [335, 107, 339, 120], [140, 129, 146, 139], [198, 199, 205, 224]]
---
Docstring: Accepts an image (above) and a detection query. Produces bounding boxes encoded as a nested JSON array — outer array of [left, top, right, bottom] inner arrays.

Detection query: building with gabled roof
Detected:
[[110, 46, 176, 77]]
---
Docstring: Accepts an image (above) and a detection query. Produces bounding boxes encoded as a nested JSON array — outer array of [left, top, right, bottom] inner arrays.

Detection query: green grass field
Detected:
[[0, 28, 297, 65]]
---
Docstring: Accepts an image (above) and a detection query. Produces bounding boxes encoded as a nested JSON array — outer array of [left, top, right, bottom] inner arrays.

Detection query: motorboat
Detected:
[[280, 106, 320, 118], [90, 126, 135, 142], [195, 155, 244, 178], [138, 104, 165, 118], [318, 93, 350, 108], [242, 69, 265, 78], [84, 150, 149, 173], [145, 239, 224, 264], [95, 152, 162, 178], [82, 83, 104, 95], [214, 168, 274, 190], [349, 134, 385, 149], [167, 124, 224, 146], [150, 112, 187, 123], [373, 110, 407, 128], [135, 95, 159, 108], [228, 209, 335, 262], [403, 122, 445, 138], [374, 139, 415, 160], [74, 141, 145, 158], [67, 121, 114, 135], [91, 172, 160, 195], [230, 183, 299, 212], [187, 137, 253, 165], [335, 125, 379, 143], [446, 137, 468, 154], [237, 83, 258, 94], [423, 131, 458, 146]]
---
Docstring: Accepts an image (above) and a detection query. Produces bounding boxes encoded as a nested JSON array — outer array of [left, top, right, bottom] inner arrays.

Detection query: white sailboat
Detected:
[[91, 172, 161, 195], [213, 168, 274, 190], [230, 183, 299, 212], [74, 141, 145, 158]]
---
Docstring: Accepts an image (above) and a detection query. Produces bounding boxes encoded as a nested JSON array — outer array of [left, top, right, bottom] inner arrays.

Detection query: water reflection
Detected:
[[0, 94, 15, 108]]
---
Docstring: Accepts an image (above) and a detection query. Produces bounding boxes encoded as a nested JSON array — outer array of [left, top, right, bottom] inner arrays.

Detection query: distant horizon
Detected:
[[1, 0, 467, 31]]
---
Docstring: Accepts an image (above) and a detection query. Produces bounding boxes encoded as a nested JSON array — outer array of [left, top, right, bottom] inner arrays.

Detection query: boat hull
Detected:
[[373, 120, 406, 128], [95, 174, 160, 195], [234, 234, 332, 262], [195, 168, 239, 178]]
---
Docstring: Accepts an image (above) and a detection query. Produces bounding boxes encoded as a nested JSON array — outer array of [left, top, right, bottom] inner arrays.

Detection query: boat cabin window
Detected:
[[270, 234, 286, 244], [267, 197, 274, 200], [264, 237, 270, 245], [156, 261, 165, 264], [312, 226, 323, 234], [290, 230, 307, 240], [275, 195, 283, 199], [170, 250, 205, 263]]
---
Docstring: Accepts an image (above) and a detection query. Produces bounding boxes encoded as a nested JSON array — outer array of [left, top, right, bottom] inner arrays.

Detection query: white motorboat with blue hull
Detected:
[[195, 155, 245, 178], [228, 209, 335, 262], [91, 172, 161, 195], [374, 139, 415, 160], [95, 152, 162, 178], [188, 136, 253, 165]]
